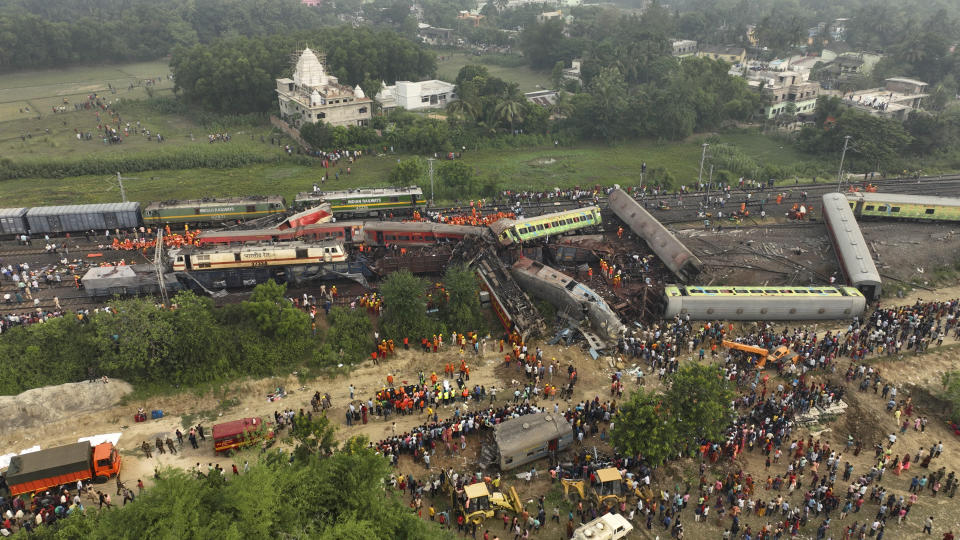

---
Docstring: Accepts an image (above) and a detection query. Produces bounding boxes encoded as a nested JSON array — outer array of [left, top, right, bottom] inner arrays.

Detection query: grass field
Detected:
[[436, 52, 551, 92], [0, 59, 821, 208], [0, 60, 173, 123], [0, 132, 815, 207]]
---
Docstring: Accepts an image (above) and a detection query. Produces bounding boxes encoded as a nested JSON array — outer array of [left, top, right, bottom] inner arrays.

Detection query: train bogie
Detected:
[[490, 207, 602, 246], [608, 189, 702, 282], [663, 285, 866, 320], [847, 192, 960, 221], [824, 193, 882, 300]]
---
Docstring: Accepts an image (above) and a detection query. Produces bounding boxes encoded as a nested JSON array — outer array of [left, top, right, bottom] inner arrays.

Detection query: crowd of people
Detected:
[[346, 298, 960, 539]]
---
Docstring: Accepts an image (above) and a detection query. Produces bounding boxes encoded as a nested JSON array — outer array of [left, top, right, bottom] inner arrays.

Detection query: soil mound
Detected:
[[0, 380, 132, 431]]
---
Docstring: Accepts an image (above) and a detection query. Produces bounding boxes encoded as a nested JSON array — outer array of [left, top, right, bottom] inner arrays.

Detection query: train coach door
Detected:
[[46, 215, 63, 232], [375, 231, 384, 244], [104, 213, 118, 229]]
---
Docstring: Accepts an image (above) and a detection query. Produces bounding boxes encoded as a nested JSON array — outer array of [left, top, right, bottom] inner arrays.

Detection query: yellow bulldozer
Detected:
[[561, 467, 628, 508], [456, 482, 523, 525]]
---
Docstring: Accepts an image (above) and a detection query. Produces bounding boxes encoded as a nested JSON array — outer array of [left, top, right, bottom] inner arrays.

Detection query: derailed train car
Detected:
[[823, 193, 882, 300], [663, 285, 866, 320], [511, 257, 626, 342], [607, 189, 702, 282]]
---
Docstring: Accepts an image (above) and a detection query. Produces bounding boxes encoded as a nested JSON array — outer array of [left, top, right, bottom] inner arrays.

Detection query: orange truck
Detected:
[[721, 340, 797, 368], [3, 442, 121, 496], [212, 417, 274, 454]]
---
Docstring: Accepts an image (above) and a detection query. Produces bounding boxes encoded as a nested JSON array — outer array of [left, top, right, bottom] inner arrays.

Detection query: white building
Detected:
[[275, 48, 372, 128], [375, 80, 457, 111]]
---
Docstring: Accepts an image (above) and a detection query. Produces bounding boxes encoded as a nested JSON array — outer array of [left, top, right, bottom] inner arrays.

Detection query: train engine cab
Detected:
[[172, 241, 346, 271]]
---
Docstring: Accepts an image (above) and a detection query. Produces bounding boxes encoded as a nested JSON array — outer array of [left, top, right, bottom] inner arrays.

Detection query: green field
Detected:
[[0, 59, 820, 208], [436, 52, 551, 92], [0, 132, 816, 207], [0, 60, 173, 123]]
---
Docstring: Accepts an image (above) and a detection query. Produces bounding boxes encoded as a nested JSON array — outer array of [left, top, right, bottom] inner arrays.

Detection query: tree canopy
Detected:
[[612, 363, 734, 464], [379, 270, 434, 340], [0, 281, 373, 396], [29, 438, 453, 539], [170, 27, 436, 113], [0, 0, 324, 72]]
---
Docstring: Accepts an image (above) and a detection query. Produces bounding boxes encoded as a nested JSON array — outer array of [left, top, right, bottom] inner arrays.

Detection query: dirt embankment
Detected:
[[0, 380, 132, 434]]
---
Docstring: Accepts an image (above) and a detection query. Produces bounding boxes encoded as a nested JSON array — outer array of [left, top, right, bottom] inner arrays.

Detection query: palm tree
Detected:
[[494, 0, 508, 13], [446, 99, 477, 122], [494, 99, 525, 132], [551, 91, 572, 118]]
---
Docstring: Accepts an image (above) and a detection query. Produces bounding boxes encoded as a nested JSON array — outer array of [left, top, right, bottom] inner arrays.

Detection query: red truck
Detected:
[[3, 442, 121, 496], [212, 417, 274, 454]]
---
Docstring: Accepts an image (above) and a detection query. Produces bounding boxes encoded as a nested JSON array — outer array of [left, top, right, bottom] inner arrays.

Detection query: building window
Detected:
[[318, 112, 326, 119], [422, 96, 430, 103], [358, 107, 367, 114]]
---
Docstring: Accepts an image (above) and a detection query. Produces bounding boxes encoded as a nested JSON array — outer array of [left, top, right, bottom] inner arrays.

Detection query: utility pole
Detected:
[[117, 172, 126, 203], [426, 158, 435, 205], [114, 172, 139, 202], [836, 135, 852, 192], [697, 143, 709, 186]]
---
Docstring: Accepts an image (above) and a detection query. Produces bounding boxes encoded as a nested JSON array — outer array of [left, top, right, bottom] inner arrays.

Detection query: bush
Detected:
[[0, 283, 321, 396]]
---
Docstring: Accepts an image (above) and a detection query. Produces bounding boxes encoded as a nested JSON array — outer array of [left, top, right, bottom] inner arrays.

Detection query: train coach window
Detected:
[[536, 224, 544, 231], [572, 217, 580, 222], [925, 208, 935, 214], [750, 289, 763, 293], [779, 290, 793, 293], [865, 205, 875, 211], [891, 207, 900, 212], [387, 235, 396, 240], [246, 205, 256, 212], [390, 197, 399, 202], [734, 289, 749, 294], [552, 221, 559, 227], [400, 236, 410, 241]]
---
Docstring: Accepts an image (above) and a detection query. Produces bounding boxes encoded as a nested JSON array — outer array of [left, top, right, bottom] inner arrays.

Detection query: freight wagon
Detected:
[[25, 203, 141, 234]]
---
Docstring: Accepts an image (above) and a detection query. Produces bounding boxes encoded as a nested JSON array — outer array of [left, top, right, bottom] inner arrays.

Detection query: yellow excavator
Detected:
[[721, 340, 798, 369], [456, 482, 523, 525], [561, 467, 628, 508]]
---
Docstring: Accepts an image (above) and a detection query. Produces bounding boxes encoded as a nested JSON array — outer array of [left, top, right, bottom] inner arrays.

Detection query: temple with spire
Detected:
[[275, 48, 372, 128]]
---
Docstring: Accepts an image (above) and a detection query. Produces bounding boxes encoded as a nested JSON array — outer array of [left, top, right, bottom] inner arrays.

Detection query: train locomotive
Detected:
[[294, 186, 426, 217], [143, 196, 287, 226], [172, 240, 347, 272]]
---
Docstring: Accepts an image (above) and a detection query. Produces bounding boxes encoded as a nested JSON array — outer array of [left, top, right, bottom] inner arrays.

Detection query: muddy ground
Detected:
[[678, 219, 960, 292]]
